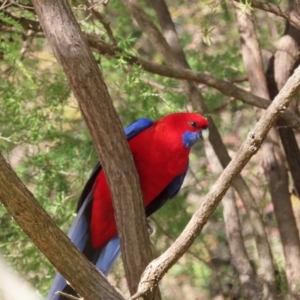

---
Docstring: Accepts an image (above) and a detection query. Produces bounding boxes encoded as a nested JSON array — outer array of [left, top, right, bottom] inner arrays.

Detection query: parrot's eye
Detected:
[[189, 121, 199, 129]]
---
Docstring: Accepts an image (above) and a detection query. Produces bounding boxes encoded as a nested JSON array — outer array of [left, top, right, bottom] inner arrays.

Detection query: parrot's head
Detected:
[[158, 112, 209, 149]]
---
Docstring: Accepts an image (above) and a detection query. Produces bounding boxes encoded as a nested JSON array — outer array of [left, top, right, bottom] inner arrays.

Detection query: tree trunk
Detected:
[[32, 0, 156, 297]]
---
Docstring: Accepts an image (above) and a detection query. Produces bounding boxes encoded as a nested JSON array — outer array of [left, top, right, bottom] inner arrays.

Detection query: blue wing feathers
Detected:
[[165, 166, 188, 199], [46, 192, 93, 300], [124, 118, 153, 139], [47, 273, 67, 300], [145, 166, 188, 217], [95, 236, 121, 276], [68, 192, 93, 251]]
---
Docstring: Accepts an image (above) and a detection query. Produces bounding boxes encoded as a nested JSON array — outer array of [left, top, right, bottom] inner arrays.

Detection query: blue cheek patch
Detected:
[[182, 131, 201, 148]]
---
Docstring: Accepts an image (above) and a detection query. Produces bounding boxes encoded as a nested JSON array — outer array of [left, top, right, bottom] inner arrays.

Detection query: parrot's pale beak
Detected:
[[200, 128, 209, 141]]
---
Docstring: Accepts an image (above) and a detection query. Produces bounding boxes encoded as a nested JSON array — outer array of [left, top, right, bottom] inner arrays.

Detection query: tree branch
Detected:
[[236, 0, 300, 31], [87, 35, 300, 131], [130, 64, 300, 300], [1, 12, 300, 131], [0, 153, 124, 300], [32, 0, 154, 296], [205, 142, 259, 298]]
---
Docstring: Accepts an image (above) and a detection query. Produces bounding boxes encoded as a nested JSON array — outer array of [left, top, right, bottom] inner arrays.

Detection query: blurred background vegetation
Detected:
[[1, 0, 300, 299]]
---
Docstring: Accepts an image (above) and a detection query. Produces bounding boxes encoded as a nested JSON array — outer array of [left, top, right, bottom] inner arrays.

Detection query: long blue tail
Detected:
[[46, 192, 121, 300]]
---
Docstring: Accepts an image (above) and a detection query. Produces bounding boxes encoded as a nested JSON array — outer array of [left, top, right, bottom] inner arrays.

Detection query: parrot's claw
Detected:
[[147, 221, 154, 235]]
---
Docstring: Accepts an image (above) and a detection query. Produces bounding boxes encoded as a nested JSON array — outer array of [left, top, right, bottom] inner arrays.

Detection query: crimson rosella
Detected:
[[47, 112, 209, 300]]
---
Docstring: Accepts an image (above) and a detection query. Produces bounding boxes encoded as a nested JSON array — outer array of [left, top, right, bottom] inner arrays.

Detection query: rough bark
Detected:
[[31, 0, 155, 297], [130, 65, 300, 300], [0, 153, 124, 300], [236, 6, 300, 299]]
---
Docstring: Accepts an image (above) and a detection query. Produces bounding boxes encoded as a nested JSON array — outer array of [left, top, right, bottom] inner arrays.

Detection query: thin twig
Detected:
[[88, 2, 117, 46], [211, 98, 236, 114], [142, 78, 183, 93], [235, 0, 300, 30], [56, 291, 83, 300]]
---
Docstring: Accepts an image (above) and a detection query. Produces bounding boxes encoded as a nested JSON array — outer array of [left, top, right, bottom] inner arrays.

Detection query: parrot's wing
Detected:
[[124, 117, 153, 139], [76, 118, 153, 211], [145, 165, 189, 217]]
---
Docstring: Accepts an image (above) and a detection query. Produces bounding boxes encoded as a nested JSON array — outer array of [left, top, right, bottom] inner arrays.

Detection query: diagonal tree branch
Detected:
[[120, 2, 279, 299], [146, 2, 263, 297], [0, 153, 124, 300], [204, 142, 259, 299], [130, 63, 300, 300]]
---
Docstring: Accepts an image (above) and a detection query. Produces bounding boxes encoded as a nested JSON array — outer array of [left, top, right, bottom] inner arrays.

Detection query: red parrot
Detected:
[[47, 112, 209, 300]]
